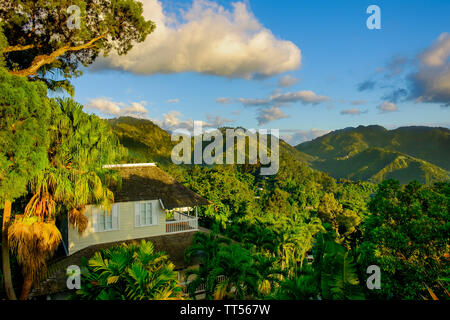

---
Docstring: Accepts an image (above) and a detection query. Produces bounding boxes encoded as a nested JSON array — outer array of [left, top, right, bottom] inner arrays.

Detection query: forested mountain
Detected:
[[110, 118, 448, 185], [108, 117, 175, 164], [108, 117, 314, 166], [296, 125, 450, 184]]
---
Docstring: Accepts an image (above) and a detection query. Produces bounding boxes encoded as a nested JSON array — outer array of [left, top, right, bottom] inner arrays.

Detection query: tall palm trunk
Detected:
[[2, 199, 17, 300], [20, 273, 33, 300]]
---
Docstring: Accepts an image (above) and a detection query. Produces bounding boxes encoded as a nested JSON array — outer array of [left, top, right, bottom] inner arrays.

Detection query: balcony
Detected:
[[165, 211, 198, 234]]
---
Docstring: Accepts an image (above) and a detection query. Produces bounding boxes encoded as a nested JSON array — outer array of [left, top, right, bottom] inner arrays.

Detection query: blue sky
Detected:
[[66, 0, 450, 145]]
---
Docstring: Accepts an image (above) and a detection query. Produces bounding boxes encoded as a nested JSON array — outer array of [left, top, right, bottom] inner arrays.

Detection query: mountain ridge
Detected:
[[108, 118, 449, 184], [295, 125, 449, 184]]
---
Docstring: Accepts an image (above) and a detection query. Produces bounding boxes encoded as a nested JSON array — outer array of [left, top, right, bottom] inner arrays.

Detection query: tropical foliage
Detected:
[[358, 180, 450, 299], [73, 240, 183, 300], [0, 66, 51, 300]]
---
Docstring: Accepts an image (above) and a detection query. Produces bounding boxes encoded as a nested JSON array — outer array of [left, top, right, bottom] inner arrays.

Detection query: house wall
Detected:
[[68, 200, 166, 255]]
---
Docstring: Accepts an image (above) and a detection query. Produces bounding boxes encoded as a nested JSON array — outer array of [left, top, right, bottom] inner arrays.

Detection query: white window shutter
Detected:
[[92, 206, 98, 232], [112, 205, 119, 230], [152, 202, 158, 225], [134, 202, 140, 227]]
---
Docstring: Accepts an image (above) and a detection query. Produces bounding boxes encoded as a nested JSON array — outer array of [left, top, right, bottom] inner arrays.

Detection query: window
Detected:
[[135, 201, 157, 227], [93, 205, 119, 232]]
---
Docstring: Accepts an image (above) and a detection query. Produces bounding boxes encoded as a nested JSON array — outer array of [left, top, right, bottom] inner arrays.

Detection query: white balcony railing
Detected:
[[166, 211, 198, 234]]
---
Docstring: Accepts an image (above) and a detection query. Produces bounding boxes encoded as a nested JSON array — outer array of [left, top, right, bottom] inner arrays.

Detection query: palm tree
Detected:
[[209, 244, 259, 300], [252, 253, 285, 297], [74, 240, 183, 300], [271, 265, 318, 300], [8, 98, 126, 299], [274, 216, 323, 274], [241, 219, 277, 253], [184, 228, 231, 299], [313, 231, 365, 300], [0, 67, 51, 300], [185, 228, 231, 264]]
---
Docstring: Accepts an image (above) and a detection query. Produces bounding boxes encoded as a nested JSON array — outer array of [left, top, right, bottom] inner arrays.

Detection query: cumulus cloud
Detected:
[[85, 98, 148, 117], [94, 0, 301, 79], [154, 111, 200, 133], [216, 97, 234, 105], [277, 75, 299, 88], [206, 114, 235, 127], [270, 90, 330, 105], [409, 32, 450, 106], [340, 108, 367, 115], [238, 97, 271, 107], [238, 90, 330, 107], [166, 99, 180, 104], [256, 106, 289, 125], [151, 111, 235, 133], [237, 90, 330, 125], [281, 128, 330, 146], [350, 100, 367, 106], [378, 101, 398, 113]]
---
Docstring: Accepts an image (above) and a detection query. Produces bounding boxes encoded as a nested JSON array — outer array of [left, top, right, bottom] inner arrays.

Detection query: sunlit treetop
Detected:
[[0, 0, 154, 87]]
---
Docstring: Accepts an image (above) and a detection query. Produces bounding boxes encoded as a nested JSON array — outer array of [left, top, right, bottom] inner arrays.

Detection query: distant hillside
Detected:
[[108, 117, 175, 163], [109, 117, 312, 167], [296, 125, 450, 184]]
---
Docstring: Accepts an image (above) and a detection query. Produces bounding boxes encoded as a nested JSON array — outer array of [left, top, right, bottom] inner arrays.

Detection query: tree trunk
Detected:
[[2, 199, 17, 300], [20, 273, 33, 300]]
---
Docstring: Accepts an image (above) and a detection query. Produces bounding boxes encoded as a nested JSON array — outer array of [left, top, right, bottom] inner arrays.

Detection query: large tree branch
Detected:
[[8, 34, 107, 77], [3, 44, 38, 53]]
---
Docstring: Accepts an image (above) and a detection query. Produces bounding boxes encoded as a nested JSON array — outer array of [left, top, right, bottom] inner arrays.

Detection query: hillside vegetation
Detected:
[[296, 125, 450, 184]]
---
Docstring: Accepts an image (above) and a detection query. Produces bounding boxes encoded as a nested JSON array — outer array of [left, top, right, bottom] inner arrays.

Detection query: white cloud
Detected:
[[166, 99, 180, 104], [238, 90, 331, 107], [277, 75, 299, 88], [270, 90, 330, 105], [350, 100, 367, 105], [216, 97, 234, 104], [281, 128, 330, 146], [206, 114, 235, 127], [378, 101, 398, 113], [85, 98, 148, 117], [420, 33, 450, 67], [152, 111, 234, 133], [256, 106, 289, 125], [156, 111, 196, 132], [94, 0, 301, 79], [410, 32, 450, 106], [340, 108, 367, 115], [238, 97, 271, 107]]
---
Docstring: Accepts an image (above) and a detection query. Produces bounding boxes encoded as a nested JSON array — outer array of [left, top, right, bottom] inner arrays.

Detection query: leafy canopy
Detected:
[[1, 0, 154, 82], [0, 67, 50, 204], [74, 240, 183, 300]]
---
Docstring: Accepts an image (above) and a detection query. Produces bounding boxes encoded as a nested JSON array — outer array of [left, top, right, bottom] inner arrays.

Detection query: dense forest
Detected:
[[0, 0, 448, 301], [102, 116, 450, 300]]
